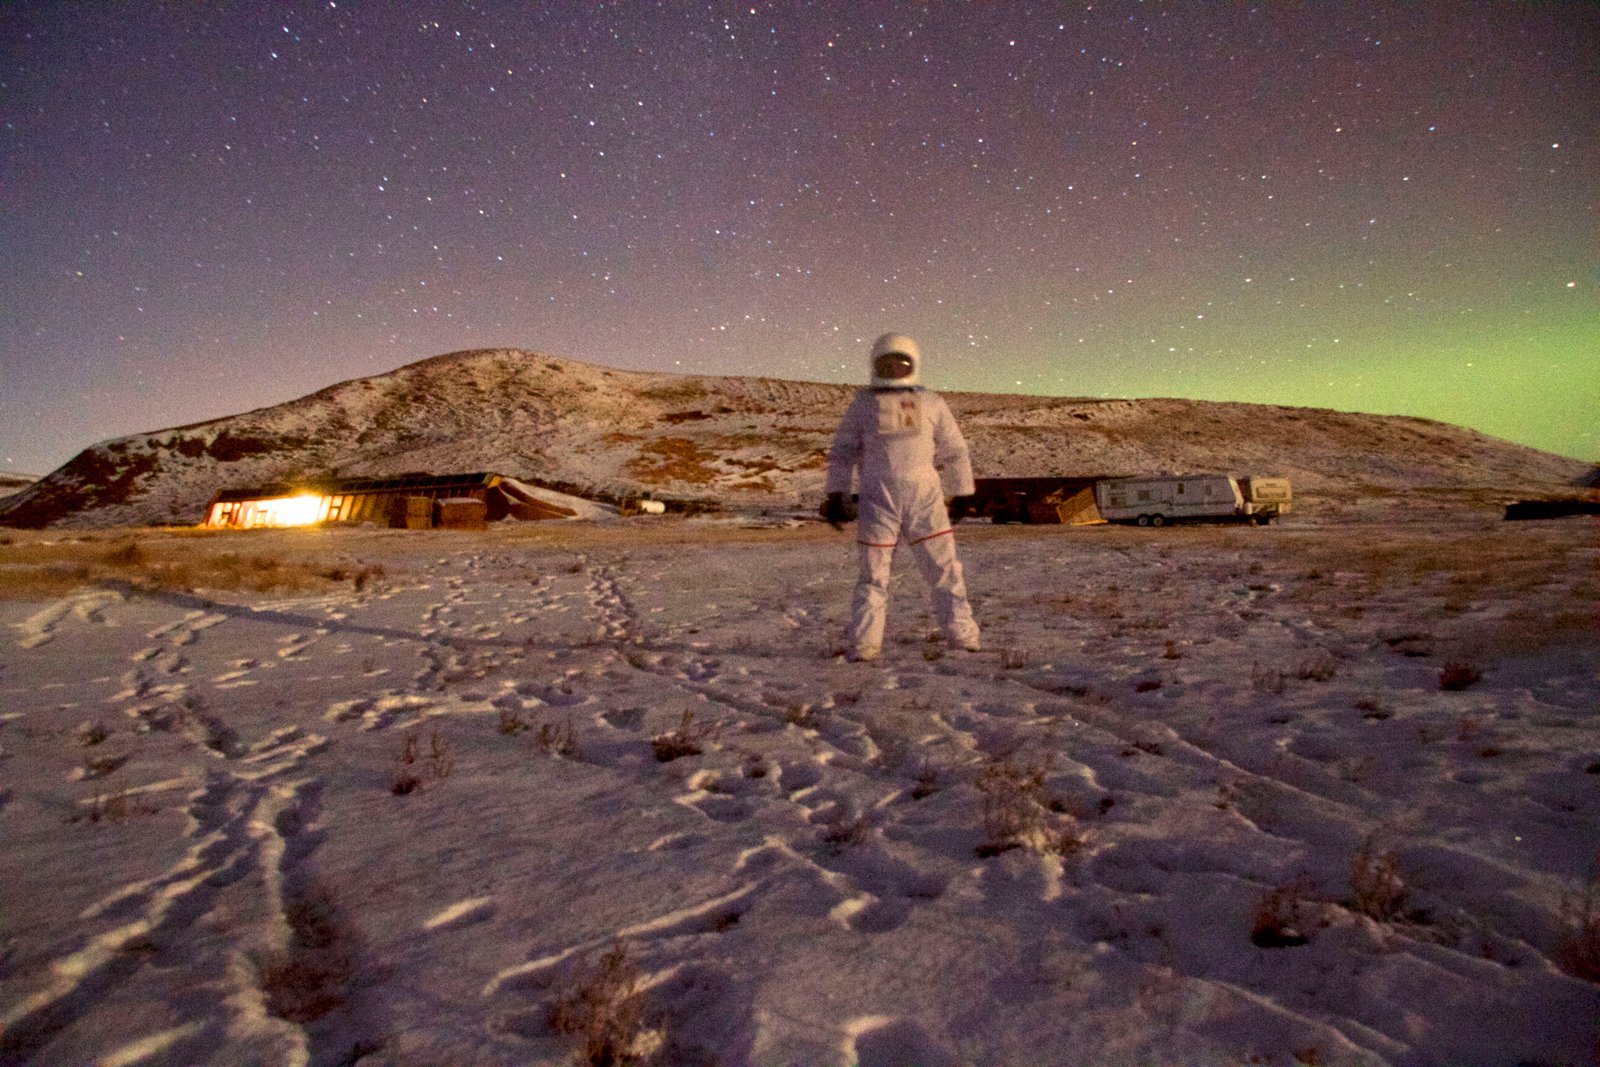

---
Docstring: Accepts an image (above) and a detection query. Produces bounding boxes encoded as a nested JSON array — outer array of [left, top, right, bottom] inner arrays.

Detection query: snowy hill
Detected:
[[0, 348, 1588, 528]]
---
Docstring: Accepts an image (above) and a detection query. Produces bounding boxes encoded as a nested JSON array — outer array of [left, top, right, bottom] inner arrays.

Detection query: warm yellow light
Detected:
[[222, 493, 328, 528]]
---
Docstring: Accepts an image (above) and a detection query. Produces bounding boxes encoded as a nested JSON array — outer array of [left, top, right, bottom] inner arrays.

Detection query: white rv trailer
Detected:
[[1094, 474, 1291, 526]]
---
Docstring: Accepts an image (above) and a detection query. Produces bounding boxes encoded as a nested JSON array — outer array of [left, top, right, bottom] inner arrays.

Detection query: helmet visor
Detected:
[[873, 351, 915, 380]]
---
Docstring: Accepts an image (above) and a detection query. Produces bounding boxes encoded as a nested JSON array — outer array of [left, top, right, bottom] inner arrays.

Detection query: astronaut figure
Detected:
[[824, 333, 981, 661]]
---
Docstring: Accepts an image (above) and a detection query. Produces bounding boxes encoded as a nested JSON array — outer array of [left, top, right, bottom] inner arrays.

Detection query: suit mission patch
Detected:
[[874, 392, 922, 436]]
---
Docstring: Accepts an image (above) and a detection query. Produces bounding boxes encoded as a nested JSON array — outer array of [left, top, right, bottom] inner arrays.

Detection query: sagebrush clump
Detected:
[[1349, 837, 1407, 922], [549, 943, 647, 1066]]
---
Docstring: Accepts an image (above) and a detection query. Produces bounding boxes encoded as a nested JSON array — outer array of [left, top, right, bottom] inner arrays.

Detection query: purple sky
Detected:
[[3, 2, 1595, 475]]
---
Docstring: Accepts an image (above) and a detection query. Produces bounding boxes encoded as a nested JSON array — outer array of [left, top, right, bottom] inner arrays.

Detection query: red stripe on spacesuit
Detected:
[[909, 529, 953, 544]]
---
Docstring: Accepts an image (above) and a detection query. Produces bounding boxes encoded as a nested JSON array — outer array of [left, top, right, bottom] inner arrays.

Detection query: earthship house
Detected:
[[204, 472, 577, 530]]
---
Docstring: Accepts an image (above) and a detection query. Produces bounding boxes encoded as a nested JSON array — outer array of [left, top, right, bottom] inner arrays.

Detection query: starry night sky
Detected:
[[3, 2, 1595, 475]]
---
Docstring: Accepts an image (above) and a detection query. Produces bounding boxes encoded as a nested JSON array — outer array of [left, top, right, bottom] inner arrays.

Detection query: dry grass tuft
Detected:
[[782, 703, 815, 727], [536, 718, 582, 758], [1557, 863, 1600, 984], [973, 755, 1081, 858], [78, 751, 128, 780], [1251, 663, 1286, 695], [76, 720, 110, 746], [1294, 655, 1338, 682], [549, 943, 647, 1066], [1251, 880, 1314, 948], [69, 788, 159, 824], [1349, 837, 1407, 922], [819, 808, 871, 851], [427, 729, 455, 779], [0, 534, 388, 600], [975, 756, 1046, 856], [392, 735, 422, 795], [1438, 662, 1482, 691], [652, 710, 714, 762]]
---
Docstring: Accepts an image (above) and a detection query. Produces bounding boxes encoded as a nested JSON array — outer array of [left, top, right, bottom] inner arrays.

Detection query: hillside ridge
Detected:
[[1, 348, 1587, 527]]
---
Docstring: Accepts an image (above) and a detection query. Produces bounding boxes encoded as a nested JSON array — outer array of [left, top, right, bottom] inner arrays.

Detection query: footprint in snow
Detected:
[[843, 1016, 959, 1067]]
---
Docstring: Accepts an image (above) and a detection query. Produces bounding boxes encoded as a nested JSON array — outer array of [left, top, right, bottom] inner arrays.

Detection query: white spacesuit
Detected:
[[825, 333, 981, 661]]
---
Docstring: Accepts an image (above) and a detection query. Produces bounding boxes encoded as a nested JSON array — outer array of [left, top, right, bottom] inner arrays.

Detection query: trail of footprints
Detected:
[[5, 727, 334, 1063], [464, 552, 1528, 1062], [14, 548, 1570, 1063], [5, 594, 359, 1063]]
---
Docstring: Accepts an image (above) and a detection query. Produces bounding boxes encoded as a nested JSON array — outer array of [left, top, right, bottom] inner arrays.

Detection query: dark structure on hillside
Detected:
[[204, 472, 577, 529], [951, 477, 1106, 525]]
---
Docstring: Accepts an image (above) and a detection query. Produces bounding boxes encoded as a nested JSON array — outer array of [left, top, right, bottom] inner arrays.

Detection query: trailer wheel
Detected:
[[1149, 514, 1167, 527], [1135, 514, 1151, 527]]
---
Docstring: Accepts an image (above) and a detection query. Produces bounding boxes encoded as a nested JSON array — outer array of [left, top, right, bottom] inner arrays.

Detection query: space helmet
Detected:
[[869, 332, 921, 389]]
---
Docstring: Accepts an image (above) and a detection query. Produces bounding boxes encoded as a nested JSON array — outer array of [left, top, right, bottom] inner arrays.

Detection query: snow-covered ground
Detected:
[[1, 513, 1597, 1066]]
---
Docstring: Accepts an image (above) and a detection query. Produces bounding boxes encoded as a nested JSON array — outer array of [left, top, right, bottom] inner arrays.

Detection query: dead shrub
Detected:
[[536, 718, 582, 758], [1044, 819, 1088, 860], [819, 809, 870, 851], [974, 755, 1052, 857], [549, 943, 647, 1066], [78, 752, 128, 780], [1294, 655, 1338, 682], [427, 729, 455, 779], [70, 788, 158, 824], [392, 735, 422, 795], [314, 563, 385, 592], [76, 720, 110, 746], [104, 540, 147, 567], [1355, 698, 1392, 721], [652, 710, 713, 763], [1557, 864, 1600, 984], [1252, 880, 1314, 948], [782, 703, 815, 727], [1438, 662, 1482, 691], [1251, 663, 1286, 695], [1349, 837, 1407, 922], [499, 707, 530, 735]]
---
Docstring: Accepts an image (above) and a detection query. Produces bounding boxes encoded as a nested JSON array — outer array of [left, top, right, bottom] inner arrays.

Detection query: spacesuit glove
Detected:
[[823, 492, 850, 531]]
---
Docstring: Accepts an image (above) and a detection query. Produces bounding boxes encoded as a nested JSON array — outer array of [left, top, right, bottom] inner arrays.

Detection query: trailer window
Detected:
[[1137, 490, 1151, 502], [1177, 483, 1185, 494]]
